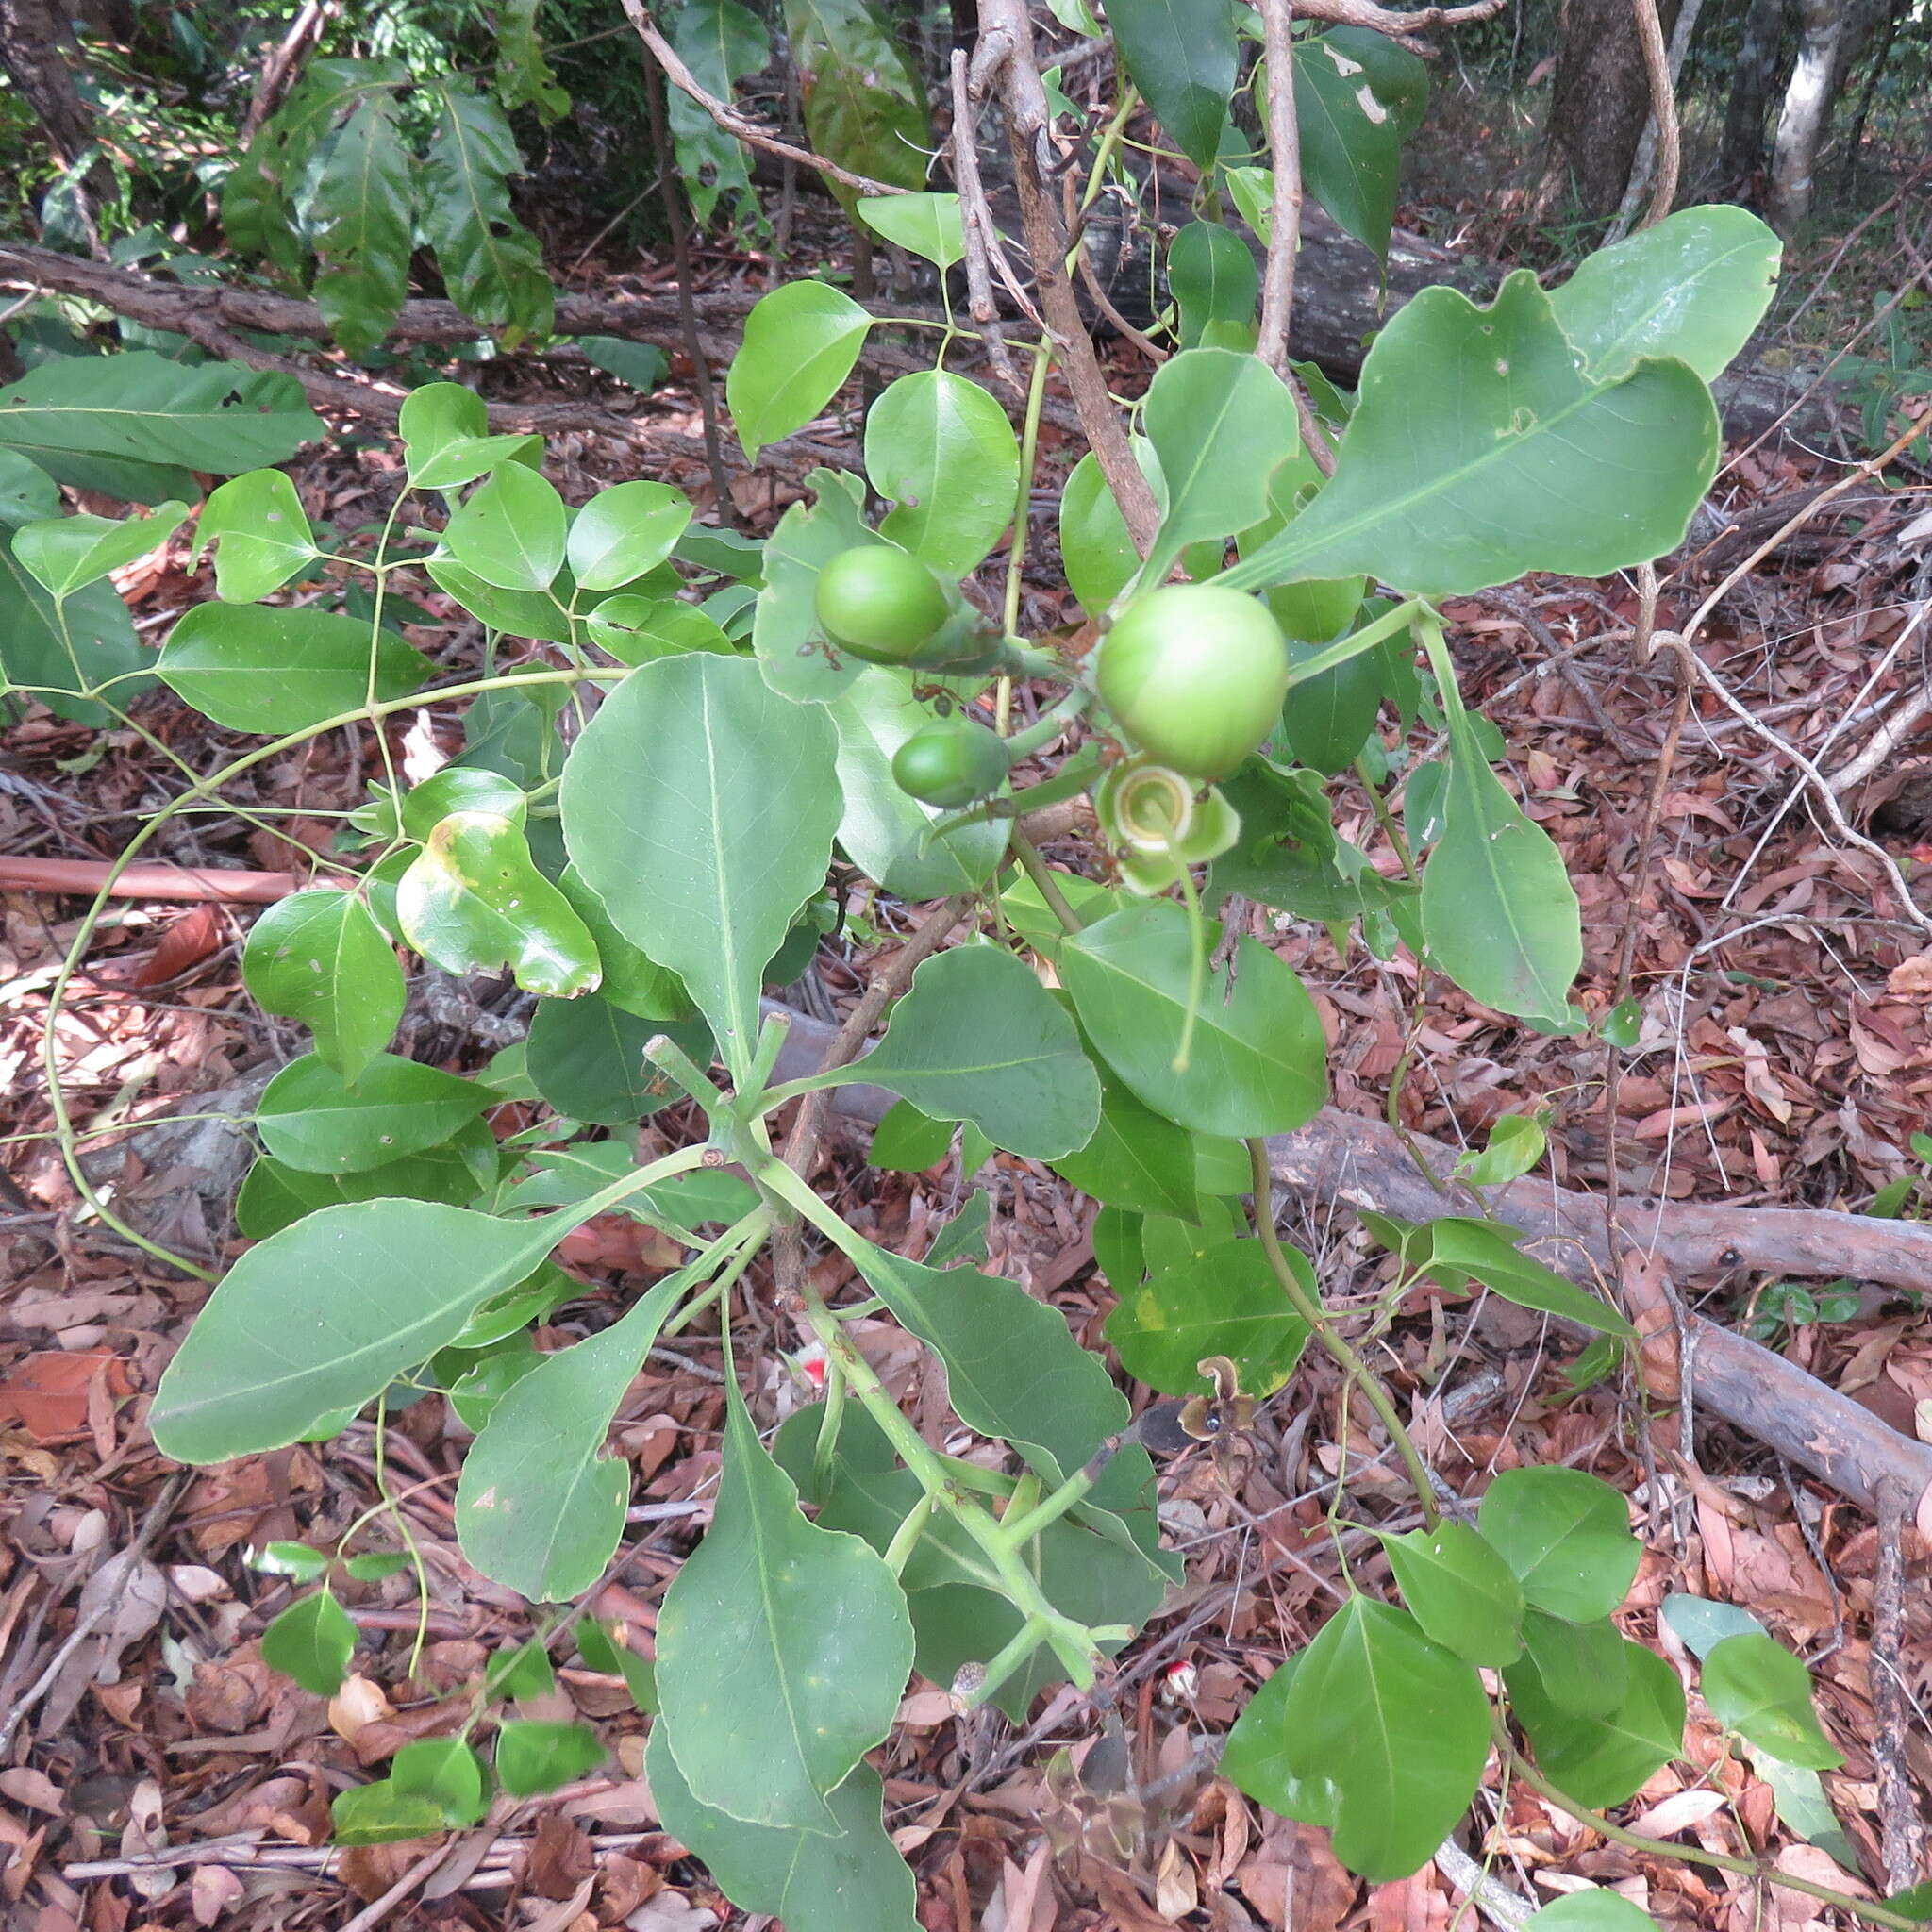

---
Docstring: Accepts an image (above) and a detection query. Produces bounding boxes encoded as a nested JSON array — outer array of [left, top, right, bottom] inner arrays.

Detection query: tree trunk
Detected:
[[1720, 0, 1790, 188], [0, 0, 97, 169], [1768, 0, 1848, 233], [1835, 0, 1908, 192], [1542, 0, 1684, 224]]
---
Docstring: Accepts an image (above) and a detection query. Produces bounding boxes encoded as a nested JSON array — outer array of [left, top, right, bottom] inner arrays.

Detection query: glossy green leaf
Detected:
[[785, 0, 930, 211], [330, 1780, 447, 1845], [257, 1052, 489, 1174], [1235, 1597, 1490, 1880], [869, 1098, 954, 1172], [0, 449, 58, 525], [926, 1189, 991, 1268], [242, 890, 403, 1084], [656, 1374, 912, 1832], [727, 281, 872, 460], [865, 370, 1019, 576], [419, 81, 553, 341], [1222, 1655, 1336, 1826], [647, 1733, 918, 1931], [396, 810, 599, 997], [457, 1260, 702, 1599], [423, 555, 573, 641], [341, 1551, 411, 1582], [152, 1200, 563, 1461], [1290, 29, 1427, 261], [157, 603, 431, 733], [827, 669, 1009, 898], [1374, 1216, 1637, 1340], [485, 1637, 557, 1701], [1657, 1592, 1765, 1658], [13, 500, 187, 596], [666, 0, 766, 225], [389, 766, 527, 841], [567, 480, 691, 591], [1220, 275, 1722, 599], [0, 546, 146, 725], [1515, 1608, 1631, 1718], [1058, 448, 1141, 615], [1105, 1236, 1309, 1397], [586, 594, 734, 662], [311, 94, 412, 356], [1423, 687, 1581, 1024], [562, 655, 841, 1080], [1381, 1521, 1525, 1667], [443, 461, 567, 592], [1141, 347, 1298, 586], [1168, 222, 1257, 350], [801, 947, 1098, 1160], [261, 1588, 356, 1694], [1478, 1467, 1641, 1624], [196, 470, 317, 602], [555, 863, 694, 1022], [252, 1541, 331, 1580], [496, 1720, 604, 1795], [1050, 1060, 1205, 1220], [577, 337, 667, 392], [1525, 1893, 1661, 1932], [1106, 0, 1234, 167], [1061, 899, 1326, 1138], [1508, 1637, 1685, 1808], [391, 1739, 489, 1825], [857, 192, 965, 271], [1549, 206, 1781, 384], [1453, 1111, 1547, 1187], [1701, 1633, 1842, 1769], [399, 383, 540, 490], [525, 994, 709, 1125]]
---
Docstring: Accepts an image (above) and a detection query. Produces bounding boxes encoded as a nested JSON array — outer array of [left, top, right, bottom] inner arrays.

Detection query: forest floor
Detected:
[[2, 181, 1931, 1932]]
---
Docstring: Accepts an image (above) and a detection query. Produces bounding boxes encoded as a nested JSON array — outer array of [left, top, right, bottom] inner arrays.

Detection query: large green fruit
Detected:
[[1094, 584, 1290, 778], [814, 545, 951, 663], [891, 720, 1010, 808]]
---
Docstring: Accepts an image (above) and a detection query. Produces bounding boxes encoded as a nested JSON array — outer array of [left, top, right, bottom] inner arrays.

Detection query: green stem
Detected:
[[1002, 683, 1091, 760], [1172, 863, 1208, 1074], [812, 1357, 848, 1497], [1280, 597, 1422, 691], [993, 1462, 1095, 1550], [1008, 828, 1088, 933], [881, 1493, 934, 1575], [643, 1033, 732, 1116], [1246, 1139, 1441, 1528], [1353, 753, 1418, 882], [1002, 342, 1055, 648]]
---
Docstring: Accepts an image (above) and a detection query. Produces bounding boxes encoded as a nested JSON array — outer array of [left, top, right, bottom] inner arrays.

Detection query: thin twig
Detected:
[[949, 51, 1024, 392], [1254, 0, 1303, 376], [337, 1845, 452, 1932], [1618, 0, 1686, 234], [1872, 1478, 1927, 1894]]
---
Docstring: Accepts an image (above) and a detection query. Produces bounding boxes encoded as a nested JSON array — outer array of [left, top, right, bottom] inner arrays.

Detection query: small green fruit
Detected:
[[891, 721, 1011, 808], [1095, 584, 1290, 779], [814, 545, 951, 663]]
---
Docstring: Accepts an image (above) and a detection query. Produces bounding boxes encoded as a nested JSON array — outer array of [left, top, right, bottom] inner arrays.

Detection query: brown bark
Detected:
[[1543, 0, 1684, 222], [0, 0, 97, 170], [1720, 0, 1790, 187]]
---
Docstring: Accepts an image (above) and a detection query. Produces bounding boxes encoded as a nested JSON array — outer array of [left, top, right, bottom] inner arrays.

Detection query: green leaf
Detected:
[[1106, 0, 1234, 167], [1507, 1636, 1685, 1808], [576, 337, 667, 392], [399, 382, 540, 490], [1453, 1111, 1546, 1187], [419, 81, 553, 341], [864, 371, 1020, 576], [252, 1541, 332, 1580], [1524, 1893, 1661, 1932], [870, 1098, 955, 1172], [1701, 1633, 1842, 1770], [1232, 1597, 1490, 1881], [443, 461, 567, 592], [152, 1200, 563, 1461], [1423, 692, 1581, 1024], [196, 470, 318, 602], [1059, 448, 1142, 615], [567, 480, 691, 592], [1105, 1236, 1309, 1397], [0, 543, 147, 725], [563, 656, 839, 1080], [484, 1638, 557, 1701], [727, 281, 872, 460], [1514, 1608, 1631, 1718], [341, 1551, 411, 1581], [157, 602, 431, 734], [785, 0, 930, 210], [1549, 207, 1781, 384], [1220, 275, 1722, 599], [12, 500, 187, 596], [310, 94, 413, 357], [496, 1720, 604, 1796], [586, 595, 733, 663], [926, 1189, 991, 1269], [243, 890, 403, 1084], [397, 811, 600, 998], [257, 1052, 489, 1174], [827, 669, 1010, 896], [804, 947, 1098, 1160], [1061, 899, 1326, 1138], [424, 555, 574, 642], [1657, 1592, 1765, 1658], [525, 994, 710, 1125], [1380, 1521, 1525, 1667], [391, 1739, 490, 1825], [330, 1780, 448, 1845], [0, 450, 58, 525], [858, 192, 966, 272], [1168, 221, 1257, 349], [666, 0, 766, 225], [1050, 1059, 1206, 1220], [457, 1261, 702, 1599], [1222, 1655, 1336, 1826], [656, 1375, 912, 1832], [1141, 346, 1298, 586], [555, 864, 694, 1022], [1376, 1216, 1637, 1340], [0, 353, 321, 488], [261, 1588, 356, 1695], [1290, 29, 1427, 262], [647, 1733, 919, 1932], [751, 470, 874, 701], [1478, 1466, 1641, 1624]]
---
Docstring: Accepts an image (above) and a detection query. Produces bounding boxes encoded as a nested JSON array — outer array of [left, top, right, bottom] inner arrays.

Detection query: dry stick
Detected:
[[949, 51, 1024, 393], [336, 1845, 454, 1932], [1073, 222, 1168, 364], [1826, 595, 1932, 796], [1253, 0, 1303, 376], [1872, 1478, 1927, 1894], [617, 0, 907, 199], [239, 0, 331, 142], [1613, 0, 1688, 237], [641, 48, 737, 519], [1283, 0, 1507, 51], [0, 1472, 190, 1757], [973, 0, 1160, 552]]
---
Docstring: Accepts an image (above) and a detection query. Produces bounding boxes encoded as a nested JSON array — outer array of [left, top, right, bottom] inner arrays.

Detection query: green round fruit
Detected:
[[814, 545, 951, 663], [891, 721, 1011, 808], [1095, 584, 1291, 779]]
